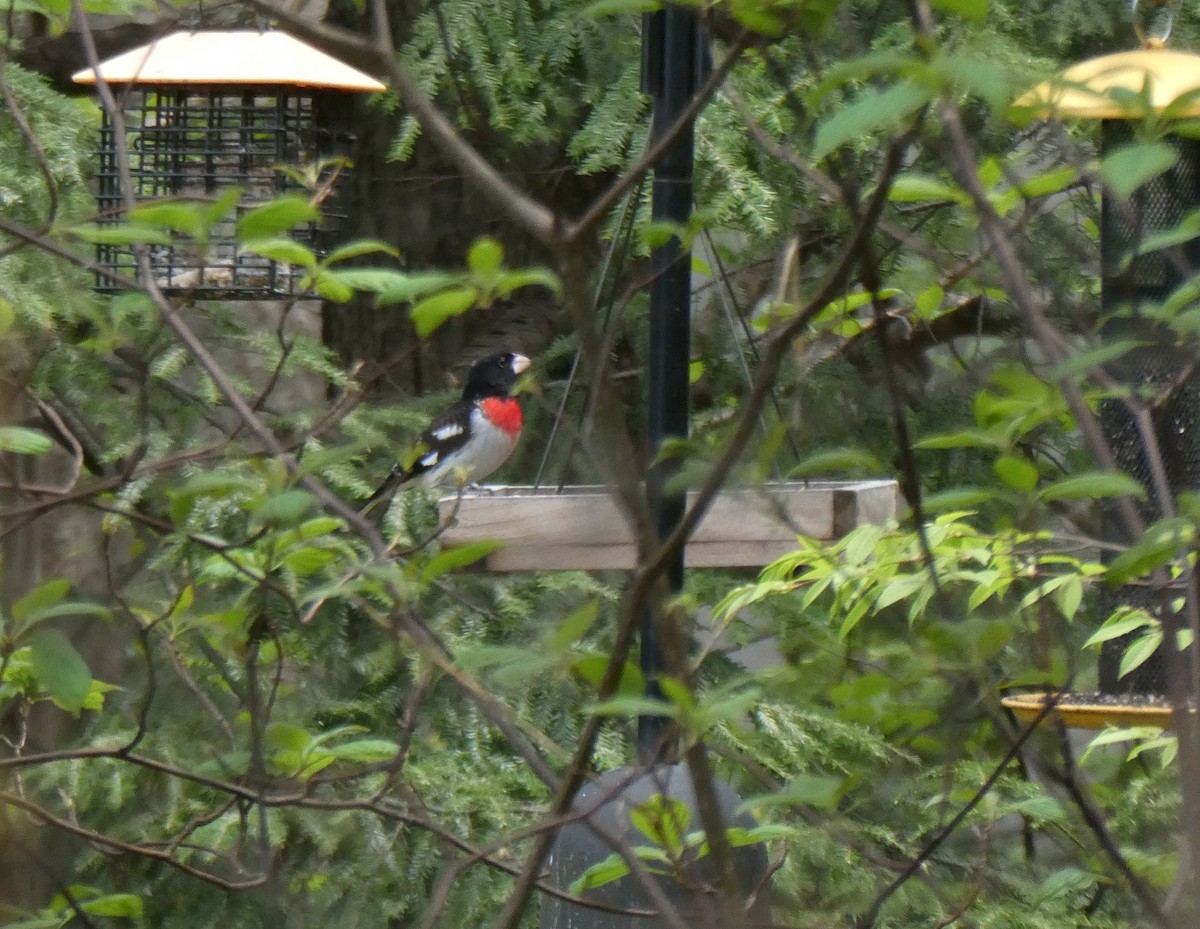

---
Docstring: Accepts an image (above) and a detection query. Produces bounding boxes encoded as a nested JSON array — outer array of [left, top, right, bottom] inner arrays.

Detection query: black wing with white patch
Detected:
[[359, 399, 475, 513], [405, 401, 473, 479]]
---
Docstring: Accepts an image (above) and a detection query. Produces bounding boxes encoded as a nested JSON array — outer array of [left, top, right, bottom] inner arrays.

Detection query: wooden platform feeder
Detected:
[[437, 479, 899, 572], [72, 30, 385, 299]]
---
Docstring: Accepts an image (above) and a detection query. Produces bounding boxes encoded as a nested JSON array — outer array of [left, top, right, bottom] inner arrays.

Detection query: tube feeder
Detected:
[[71, 30, 385, 299], [1004, 36, 1200, 727]]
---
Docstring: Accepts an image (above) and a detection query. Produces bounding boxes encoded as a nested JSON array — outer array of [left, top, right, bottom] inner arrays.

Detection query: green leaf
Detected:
[[933, 0, 988, 18], [467, 236, 504, 275], [1050, 339, 1147, 379], [68, 222, 173, 246], [1127, 732, 1178, 767], [993, 455, 1038, 492], [11, 579, 70, 627], [422, 541, 501, 582], [915, 428, 1002, 450], [329, 738, 400, 762], [915, 284, 944, 315], [1055, 574, 1084, 620], [239, 237, 318, 269], [373, 271, 463, 304], [874, 573, 925, 610], [838, 596, 871, 638], [727, 823, 799, 846], [203, 187, 244, 227], [0, 426, 53, 455], [1119, 629, 1163, 678], [14, 601, 111, 630], [630, 795, 690, 853], [583, 0, 660, 16], [1039, 471, 1146, 502], [81, 894, 143, 919], [1005, 794, 1067, 825], [254, 489, 316, 527], [569, 854, 630, 894], [283, 547, 339, 575], [813, 81, 931, 161], [236, 195, 320, 240], [411, 287, 479, 337], [128, 201, 208, 237], [29, 629, 92, 713], [1015, 166, 1079, 200], [1, 914, 64, 929], [589, 694, 675, 718], [313, 274, 355, 302], [919, 488, 994, 512], [745, 773, 842, 811], [1100, 141, 1178, 201], [1128, 208, 1200, 256], [1107, 519, 1190, 583], [888, 172, 961, 203], [657, 676, 695, 712], [815, 49, 917, 97], [325, 269, 420, 294], [791, 447, 882, 477], [1083, 725, 1164, 758], [457, 643, 541, 674], [1034, 867, 1094, 906], [322, 239, 401, 264], [547, 600, 601, 652], [731, 3, 784, 36], [266, 722, 312, 751], [571, 655, 645, 696], [1083, 610, 1154, 649], [496, 267, 563, 297]]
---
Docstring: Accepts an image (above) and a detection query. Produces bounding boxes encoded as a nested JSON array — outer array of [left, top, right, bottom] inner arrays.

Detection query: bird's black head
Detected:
[[461, 352, 531, 401]]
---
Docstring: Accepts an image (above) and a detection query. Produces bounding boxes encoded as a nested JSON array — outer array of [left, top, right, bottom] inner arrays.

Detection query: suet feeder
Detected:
[[1004, 25, 1200, 727], [71, 30, 385, 299]]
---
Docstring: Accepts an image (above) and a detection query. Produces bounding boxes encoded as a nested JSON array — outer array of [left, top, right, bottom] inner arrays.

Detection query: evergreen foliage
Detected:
[[5, 0, 1200, 927]]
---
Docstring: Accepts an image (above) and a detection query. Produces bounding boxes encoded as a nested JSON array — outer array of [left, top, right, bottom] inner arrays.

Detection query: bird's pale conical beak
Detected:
[[511, 354, 531, 374]]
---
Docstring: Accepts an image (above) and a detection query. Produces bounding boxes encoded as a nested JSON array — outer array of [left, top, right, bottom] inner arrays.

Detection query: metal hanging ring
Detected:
[[1131, 0, 1176, 48]]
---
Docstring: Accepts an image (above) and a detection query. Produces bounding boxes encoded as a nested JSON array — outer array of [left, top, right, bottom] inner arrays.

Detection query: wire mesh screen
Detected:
[[95, 87, 351, 299], [1098, 120, 1200, 696]]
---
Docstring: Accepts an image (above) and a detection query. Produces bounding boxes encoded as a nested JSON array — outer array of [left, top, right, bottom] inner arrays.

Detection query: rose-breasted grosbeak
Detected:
[[362, 351, 531, 512]]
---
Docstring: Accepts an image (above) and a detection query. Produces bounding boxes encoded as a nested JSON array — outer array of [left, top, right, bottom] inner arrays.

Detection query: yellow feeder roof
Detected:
[[71, 30, 386, 92], [1015, 46, 1200, 119]]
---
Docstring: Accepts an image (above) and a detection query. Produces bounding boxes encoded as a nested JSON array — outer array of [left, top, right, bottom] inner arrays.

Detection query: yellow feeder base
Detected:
[[1002, 693, 1179, 730]]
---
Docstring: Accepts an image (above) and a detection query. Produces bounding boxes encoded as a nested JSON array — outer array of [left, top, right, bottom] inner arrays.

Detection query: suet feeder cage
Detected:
[[1004, 28, 1200, 727], [71, 30, 385, 299]]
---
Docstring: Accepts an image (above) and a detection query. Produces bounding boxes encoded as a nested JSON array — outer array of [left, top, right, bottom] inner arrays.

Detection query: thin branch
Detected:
[[1045, 719, 1178, 929], [639, 128, 913, 596], [564, 31, 752, 244], [855, 689, 1066, 929], [242, 1, 558, 243], [0, 789, 266, 891]]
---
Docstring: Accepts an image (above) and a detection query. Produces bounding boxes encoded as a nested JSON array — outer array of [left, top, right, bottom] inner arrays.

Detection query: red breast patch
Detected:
[[479, 397, 523, 437]]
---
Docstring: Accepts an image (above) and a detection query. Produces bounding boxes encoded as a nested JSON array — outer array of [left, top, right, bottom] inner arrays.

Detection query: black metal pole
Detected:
[[540, 24, 773, 927], [638, 6, 698, 763]]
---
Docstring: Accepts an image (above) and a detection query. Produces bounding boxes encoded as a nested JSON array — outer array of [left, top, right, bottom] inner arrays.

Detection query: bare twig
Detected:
[[855, 689, 1067, 929]]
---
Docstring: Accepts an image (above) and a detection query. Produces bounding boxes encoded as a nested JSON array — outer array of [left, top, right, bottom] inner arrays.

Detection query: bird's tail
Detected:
[[359, 464, 410, 516]]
